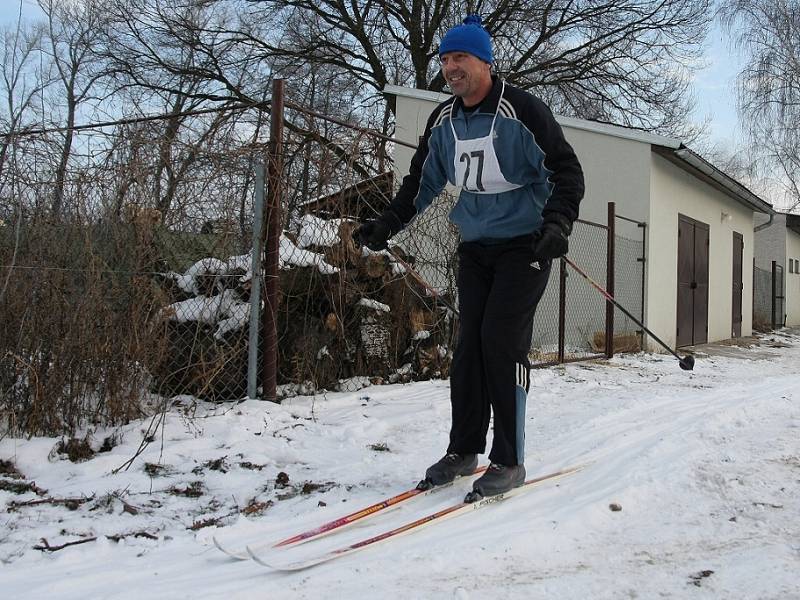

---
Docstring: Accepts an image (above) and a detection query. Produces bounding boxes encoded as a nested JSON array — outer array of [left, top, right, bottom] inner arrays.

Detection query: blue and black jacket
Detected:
[[383, 77, 584, 242]]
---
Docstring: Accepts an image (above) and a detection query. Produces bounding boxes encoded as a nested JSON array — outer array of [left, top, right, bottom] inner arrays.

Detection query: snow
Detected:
[[172, 258, 228, 295], [168, 229, 340, 299], [2, 331, 799, 599], [163, 289, 250, 339], [295, 215, 345, 249], [357, 298, 391, 312], [279, 236, 338, 274]]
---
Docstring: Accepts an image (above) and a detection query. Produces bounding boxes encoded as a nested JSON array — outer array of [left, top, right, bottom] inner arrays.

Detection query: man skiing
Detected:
[[355, 15, 584, 499]]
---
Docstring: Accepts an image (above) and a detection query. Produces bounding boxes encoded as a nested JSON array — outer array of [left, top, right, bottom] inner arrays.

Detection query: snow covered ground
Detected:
[[2, 330, 799, 599]]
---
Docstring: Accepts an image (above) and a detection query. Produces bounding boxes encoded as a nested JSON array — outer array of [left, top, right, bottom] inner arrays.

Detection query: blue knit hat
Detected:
[[439, 15, 493, 64]]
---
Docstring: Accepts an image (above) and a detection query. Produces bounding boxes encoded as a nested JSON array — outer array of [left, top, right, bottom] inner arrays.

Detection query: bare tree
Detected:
[[98, 0, 379, 205], [719, 0, 800, 212], [0, 11, 56, 309], [38, 0, 112, 217], [0, 20, 49, 198], [90, 0, 263, 222], [239, 0, 711, 135]]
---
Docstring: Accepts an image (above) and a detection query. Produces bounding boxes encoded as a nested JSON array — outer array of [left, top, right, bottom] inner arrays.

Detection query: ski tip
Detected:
[[416, 478, 435, 491], [246, 546, 324, 571], [464, 490, 483, 504], [213, 536, 250, 561], [245, 545, 272, 568]]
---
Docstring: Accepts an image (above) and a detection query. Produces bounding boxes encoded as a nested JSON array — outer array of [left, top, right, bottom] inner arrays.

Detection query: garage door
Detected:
[[677, 214, 709, 347], [732, 232, 743, 337]]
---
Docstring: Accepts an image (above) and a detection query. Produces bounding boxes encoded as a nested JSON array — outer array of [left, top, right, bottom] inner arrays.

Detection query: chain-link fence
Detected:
[[529, 216, 645, 366], [1, 109, 262, 435], [753, 262, 785, 330], [1, 82, 646, 436]]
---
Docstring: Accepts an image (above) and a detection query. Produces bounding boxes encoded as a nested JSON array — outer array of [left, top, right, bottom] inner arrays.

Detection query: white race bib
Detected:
[[450, 81, 521, 195]]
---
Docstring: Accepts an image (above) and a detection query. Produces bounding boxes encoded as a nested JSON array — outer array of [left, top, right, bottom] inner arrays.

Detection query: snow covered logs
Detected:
[[152, 218, 454, 400]]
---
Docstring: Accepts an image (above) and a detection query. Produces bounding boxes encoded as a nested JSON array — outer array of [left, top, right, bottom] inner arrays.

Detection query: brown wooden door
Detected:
[[732, 232, 743, 337], [676, 215, 710, 347]]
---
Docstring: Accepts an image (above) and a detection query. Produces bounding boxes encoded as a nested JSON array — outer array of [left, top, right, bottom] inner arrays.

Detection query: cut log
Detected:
[[152, 222, 455, 398]]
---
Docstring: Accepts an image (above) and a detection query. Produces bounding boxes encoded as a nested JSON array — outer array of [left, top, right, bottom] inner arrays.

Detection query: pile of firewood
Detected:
[[149, 220, 455, 400]]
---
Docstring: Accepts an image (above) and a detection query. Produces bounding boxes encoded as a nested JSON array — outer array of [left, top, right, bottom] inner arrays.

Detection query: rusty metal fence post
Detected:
[[605, 201, 616, 358], [638, 219, 647, 339], [263, 78, 284, 402]]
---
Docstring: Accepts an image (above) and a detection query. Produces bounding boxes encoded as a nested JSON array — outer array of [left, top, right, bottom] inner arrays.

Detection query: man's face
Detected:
[[440, 51, 492, 103]]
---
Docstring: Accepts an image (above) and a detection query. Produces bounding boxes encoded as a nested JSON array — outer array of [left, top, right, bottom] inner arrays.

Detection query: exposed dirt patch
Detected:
[[0, 480, 47, 495], [54, 439, 95, 463], [168, 481, 204, 498], [0, 459, 24, 479], [144, 463, 175, 477], [238, 461, 265, 471], [241, 499, 273, 516], [192, 457, 229, 474]]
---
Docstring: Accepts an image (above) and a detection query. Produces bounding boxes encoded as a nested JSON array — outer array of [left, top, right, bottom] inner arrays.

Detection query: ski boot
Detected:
[[416, 452, 478, 490], [465, 463, 525, 502]]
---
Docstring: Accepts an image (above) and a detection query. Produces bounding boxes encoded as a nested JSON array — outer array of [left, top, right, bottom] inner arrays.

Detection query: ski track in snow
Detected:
[[1, 332, 799, 599]]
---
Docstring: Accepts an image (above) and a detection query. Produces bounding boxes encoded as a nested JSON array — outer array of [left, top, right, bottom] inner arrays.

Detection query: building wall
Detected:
[[390, 88, 761, 351], [786, 229, 800, 326], [392, 91, 653, 240], [558, 126, 650, 241], [648, 154, 755, 348], [753, 213, 787, 271], [392, 89, 451, 191]]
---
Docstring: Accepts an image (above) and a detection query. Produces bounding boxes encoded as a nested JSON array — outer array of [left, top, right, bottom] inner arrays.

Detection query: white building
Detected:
[[754, 212, 800, 327], [384, 84, 774, 351]]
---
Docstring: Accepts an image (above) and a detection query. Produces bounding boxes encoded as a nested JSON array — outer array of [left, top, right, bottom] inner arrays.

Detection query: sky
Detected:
[[693, 21, 745, 149], [1, 2, 743, 150]]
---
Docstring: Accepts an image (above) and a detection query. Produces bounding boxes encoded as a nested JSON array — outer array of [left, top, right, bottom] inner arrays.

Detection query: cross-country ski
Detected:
[[212, 466, 487, 560], [246, 465, 584, 571]]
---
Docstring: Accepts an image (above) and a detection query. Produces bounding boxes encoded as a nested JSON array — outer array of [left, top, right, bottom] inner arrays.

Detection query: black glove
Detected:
[[353, 219, 392, 251], [531, 213, 572, 260]]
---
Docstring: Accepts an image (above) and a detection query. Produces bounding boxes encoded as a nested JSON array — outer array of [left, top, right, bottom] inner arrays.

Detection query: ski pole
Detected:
[[563, 256, 695, 371]]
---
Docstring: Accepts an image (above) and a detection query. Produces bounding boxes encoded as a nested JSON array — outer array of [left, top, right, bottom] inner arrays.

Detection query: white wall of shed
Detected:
[[785, 229, 800, 326], [648, 154, 755, 348]]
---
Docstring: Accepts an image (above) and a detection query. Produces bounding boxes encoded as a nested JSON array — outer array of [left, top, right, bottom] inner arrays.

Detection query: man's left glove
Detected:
[[531, 213, 572, 261], [353, 218, 392, 251]]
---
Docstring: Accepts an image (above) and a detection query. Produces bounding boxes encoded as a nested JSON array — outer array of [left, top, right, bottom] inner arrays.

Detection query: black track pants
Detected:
[[448, 236, 552, 466]]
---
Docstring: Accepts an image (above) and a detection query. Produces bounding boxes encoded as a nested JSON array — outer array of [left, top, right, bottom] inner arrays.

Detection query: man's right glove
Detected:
[[353, 219, 392, 251], [531, 213, 572, 261]]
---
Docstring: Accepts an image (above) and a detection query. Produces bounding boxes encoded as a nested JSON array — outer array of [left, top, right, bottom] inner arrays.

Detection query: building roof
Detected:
[[785, 213, 800, 235], [301, 171, 393, 220], [653, 146, 773, 215], [383, 84, 774, 216], [384, 84, 681, 147]]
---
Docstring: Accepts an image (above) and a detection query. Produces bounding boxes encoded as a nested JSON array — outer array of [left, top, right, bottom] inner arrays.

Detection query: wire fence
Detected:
[[529, 218, 645, 366], [1, 81, 647, 437], [753, 262, 785, 330], [0, 166, 256, 435]]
